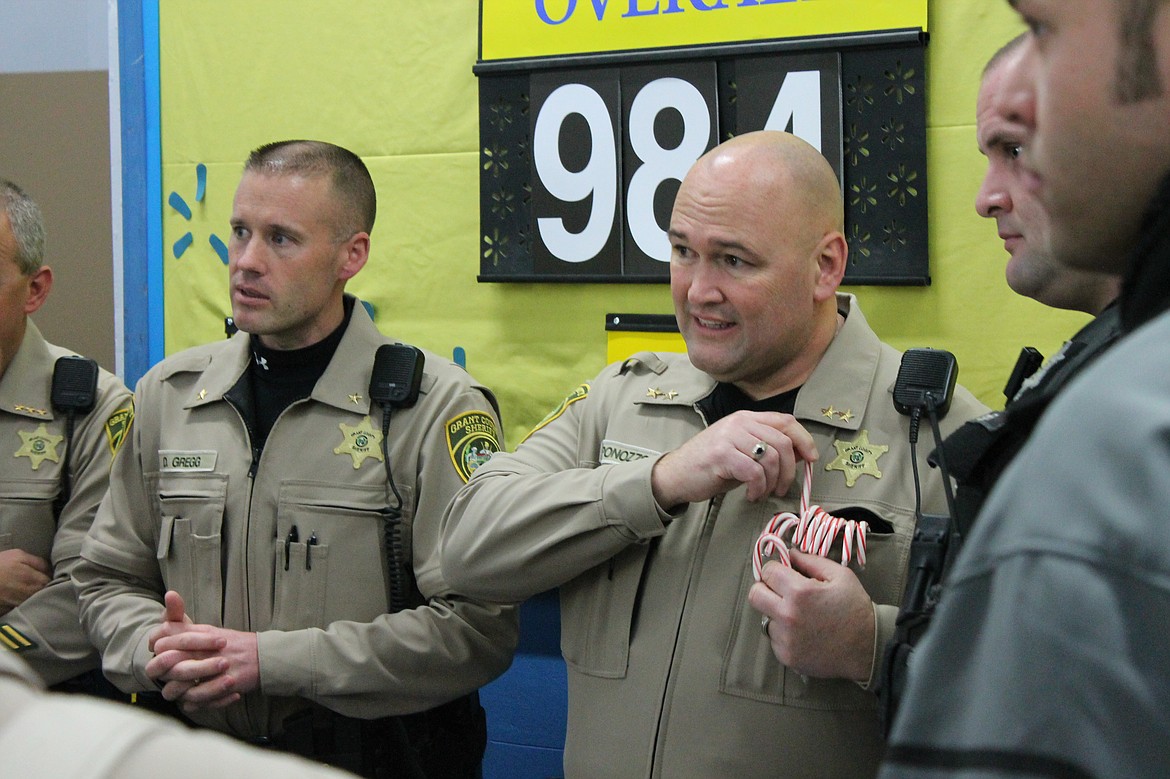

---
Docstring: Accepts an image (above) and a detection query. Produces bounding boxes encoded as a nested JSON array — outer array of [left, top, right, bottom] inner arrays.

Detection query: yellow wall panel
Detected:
[[159, 0, 1086, 447]]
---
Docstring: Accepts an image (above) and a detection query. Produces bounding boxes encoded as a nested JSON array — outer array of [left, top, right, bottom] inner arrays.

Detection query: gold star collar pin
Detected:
[[12, 405, 47, 416]]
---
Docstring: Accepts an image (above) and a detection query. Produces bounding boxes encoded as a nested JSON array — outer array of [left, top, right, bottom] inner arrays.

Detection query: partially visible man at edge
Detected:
[[883, 2, 1170, 776], [876, 32, 1123, 730], [441, 131, 986, 778], [0, 650, 356, 778], [73, 141, 517, 778], [0, 179, 133, 689]]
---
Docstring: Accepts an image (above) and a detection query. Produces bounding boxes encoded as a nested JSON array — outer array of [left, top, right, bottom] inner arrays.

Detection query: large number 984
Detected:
[[531, 66, 830, 270]]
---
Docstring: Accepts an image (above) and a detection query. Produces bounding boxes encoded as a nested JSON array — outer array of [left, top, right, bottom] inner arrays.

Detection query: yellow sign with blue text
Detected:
[[481, 0, 928, 61]]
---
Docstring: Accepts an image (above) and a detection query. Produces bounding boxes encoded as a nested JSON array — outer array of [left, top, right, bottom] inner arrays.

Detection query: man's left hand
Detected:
[[748, 549, 875, 682]]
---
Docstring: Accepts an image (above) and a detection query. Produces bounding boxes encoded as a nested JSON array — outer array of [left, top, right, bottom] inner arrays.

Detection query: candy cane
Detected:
[[751, 460, 869, 580]]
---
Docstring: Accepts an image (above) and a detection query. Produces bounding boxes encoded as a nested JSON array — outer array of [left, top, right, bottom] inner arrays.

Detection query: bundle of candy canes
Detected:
[[751, 460, 869, 581]]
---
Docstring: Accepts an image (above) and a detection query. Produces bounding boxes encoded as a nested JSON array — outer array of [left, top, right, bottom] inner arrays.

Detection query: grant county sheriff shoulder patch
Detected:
[[446, 411, 501, 483], [105, 403, 134, 457]]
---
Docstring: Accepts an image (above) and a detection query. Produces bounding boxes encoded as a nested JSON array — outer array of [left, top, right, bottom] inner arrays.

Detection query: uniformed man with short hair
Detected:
[[875, 34, 1124, 730], [0, 179, 133, 688], [73, 141, 517, 778]]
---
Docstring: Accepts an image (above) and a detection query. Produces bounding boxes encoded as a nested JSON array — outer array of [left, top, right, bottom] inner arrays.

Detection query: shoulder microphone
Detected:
[[893, 348, 957, 421], [51, 356, 99, 415], [370, 344, 424, 409], [50, 356, 100, 520]]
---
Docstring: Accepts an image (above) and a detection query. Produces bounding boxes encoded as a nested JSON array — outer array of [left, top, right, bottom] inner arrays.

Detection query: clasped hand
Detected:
[[146, 590, 259, 712]]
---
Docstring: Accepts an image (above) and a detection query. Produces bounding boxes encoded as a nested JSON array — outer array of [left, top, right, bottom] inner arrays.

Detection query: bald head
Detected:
[[687, 131, 844, 239], [668, 131, 849, 398]]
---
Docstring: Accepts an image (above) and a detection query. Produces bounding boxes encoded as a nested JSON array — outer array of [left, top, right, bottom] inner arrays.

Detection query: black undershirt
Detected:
[[248, 298, 354, 449], [697, 381, 800, 423]]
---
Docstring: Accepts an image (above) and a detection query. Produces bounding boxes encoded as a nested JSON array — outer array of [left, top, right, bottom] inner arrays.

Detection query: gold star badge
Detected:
[[825, 429, 889, 487], [15, 424, 63, 471], [822, 406, 837, 418], [333, 416, 385, 469], [646, 387, 663, 399], [665, 390, 678, 400], [348, 393, 363, 405], [198, 389, 207, 400], [837, 408, 854, 423]]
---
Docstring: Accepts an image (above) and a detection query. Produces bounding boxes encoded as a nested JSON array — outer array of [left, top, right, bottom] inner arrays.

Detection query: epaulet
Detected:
[[154, 346, 216, 382], [616, 350, 671, 376]]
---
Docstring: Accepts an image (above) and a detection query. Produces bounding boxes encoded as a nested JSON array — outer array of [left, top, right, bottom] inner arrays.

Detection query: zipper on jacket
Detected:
[[648, 402, 719, 775]]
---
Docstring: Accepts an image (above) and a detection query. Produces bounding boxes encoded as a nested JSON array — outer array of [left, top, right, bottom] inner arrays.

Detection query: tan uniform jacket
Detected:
[[74, 302, 518, 738], [0, 650, 356, 778], [442, 295, 987, 779], [0, 321, 132, 684]]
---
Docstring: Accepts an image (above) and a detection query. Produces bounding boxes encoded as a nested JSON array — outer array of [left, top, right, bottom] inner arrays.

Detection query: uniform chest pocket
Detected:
[[156, 474, 228, 625], [0, 479, 57, 560], [271, 481, 395, 631], [719, 503, 911, 710], [560, 542, 649, 679]]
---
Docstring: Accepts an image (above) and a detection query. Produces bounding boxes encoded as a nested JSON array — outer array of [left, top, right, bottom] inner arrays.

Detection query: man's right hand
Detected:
[[0, 549, 51, 614], [650, 410, 818, 509]]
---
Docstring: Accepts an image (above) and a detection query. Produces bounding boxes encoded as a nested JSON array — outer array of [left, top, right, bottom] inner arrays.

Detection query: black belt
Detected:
[[247, 694, 485, 779]]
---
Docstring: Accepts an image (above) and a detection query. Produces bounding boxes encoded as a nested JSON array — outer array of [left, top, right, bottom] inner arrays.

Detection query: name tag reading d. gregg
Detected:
[[159, 450, 218, 472]]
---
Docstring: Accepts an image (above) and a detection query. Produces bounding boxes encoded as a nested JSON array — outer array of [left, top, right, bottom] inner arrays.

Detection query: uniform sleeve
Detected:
[[73, 380, 170, 694], [5, 374, 133, 685], [256, 384, 521, 718], [440, 380, 672, 604]]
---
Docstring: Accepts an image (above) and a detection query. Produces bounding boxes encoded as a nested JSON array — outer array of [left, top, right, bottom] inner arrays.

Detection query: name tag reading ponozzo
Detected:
[[159, 450, 218, 472], [599, 440, 660, 465]]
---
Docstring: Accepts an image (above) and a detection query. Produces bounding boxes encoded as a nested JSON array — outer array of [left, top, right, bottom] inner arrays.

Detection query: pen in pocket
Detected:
[[285, 525, 299, 571], [306, 531, 318, 570]]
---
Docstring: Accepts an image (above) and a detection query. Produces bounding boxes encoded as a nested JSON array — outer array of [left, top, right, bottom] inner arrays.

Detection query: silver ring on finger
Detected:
[[751, 441, 768, 460]]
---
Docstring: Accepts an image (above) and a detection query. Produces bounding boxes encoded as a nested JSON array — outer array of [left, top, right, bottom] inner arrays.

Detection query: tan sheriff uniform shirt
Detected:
[[442, 294, 987, 778], [74, 301, 517, 738], [0, 321, 132, 684], [0, 650, 358, 778]]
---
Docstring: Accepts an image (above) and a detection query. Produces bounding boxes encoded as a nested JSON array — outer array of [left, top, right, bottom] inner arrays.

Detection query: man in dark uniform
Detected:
[[881, 0, 1170, 771], [876, 34, 1123, 730]]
